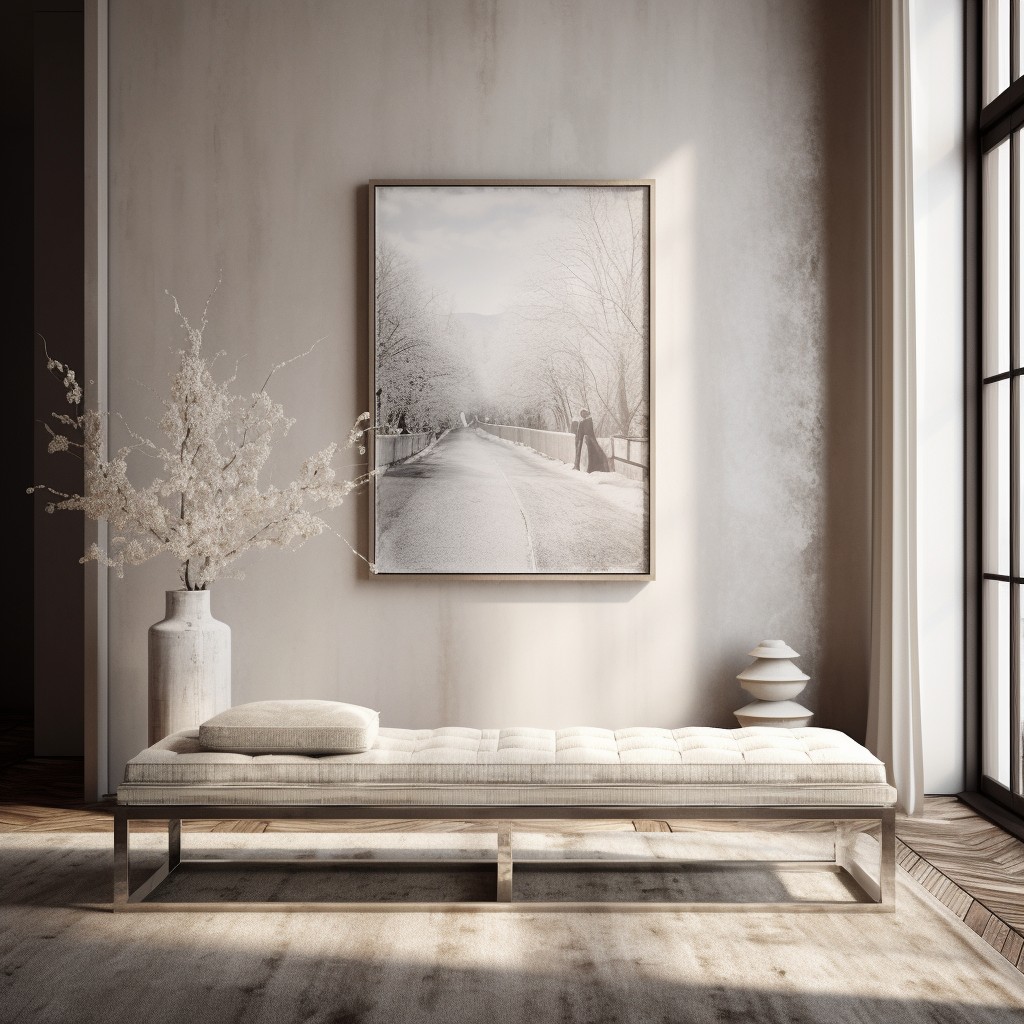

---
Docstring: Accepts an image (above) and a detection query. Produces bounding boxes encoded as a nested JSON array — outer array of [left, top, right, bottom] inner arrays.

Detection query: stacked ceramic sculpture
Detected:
[[733, 639, 813, 728]]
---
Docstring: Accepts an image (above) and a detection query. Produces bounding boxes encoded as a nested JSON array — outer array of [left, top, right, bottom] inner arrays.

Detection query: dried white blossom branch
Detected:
[[30, 294, 374, 590]]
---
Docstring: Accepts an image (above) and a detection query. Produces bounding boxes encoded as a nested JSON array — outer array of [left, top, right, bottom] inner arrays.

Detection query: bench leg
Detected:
[[834, 821, 859, 868], [835, 812, 896, 909], [879, 808, 896, 907], [113, 812, 130, 907], [168, 819, 181, 870], [496, 821, 513, 903]]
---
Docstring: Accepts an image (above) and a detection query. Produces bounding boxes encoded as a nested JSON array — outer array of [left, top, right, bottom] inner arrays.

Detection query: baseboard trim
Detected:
[[957, 791, 1024, 842]]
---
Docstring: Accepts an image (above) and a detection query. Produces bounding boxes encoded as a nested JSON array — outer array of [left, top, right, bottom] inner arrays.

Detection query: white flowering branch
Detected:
[[30, 292, 374, 589]]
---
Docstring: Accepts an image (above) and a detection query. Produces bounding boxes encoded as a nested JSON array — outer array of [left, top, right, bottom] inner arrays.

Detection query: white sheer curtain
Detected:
[[867, 0, 924, 816]]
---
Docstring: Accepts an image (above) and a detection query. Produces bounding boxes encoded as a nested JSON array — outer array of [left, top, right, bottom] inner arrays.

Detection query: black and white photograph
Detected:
[[370, 181, 652, 577]]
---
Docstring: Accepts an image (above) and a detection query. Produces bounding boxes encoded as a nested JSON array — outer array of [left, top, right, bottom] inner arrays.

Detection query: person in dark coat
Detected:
[[570, 413, 583, 470], [577, 408, 608, 473]]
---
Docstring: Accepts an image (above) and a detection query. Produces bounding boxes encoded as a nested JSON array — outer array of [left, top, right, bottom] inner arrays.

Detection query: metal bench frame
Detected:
[[112, 803, 896, 913]]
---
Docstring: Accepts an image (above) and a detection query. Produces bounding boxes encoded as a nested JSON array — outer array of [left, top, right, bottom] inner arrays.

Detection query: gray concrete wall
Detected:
[[105, 0, 872, 782]]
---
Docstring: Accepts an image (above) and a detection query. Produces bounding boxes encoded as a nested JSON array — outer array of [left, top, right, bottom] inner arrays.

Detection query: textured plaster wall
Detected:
[[105, 0, 872, 784]]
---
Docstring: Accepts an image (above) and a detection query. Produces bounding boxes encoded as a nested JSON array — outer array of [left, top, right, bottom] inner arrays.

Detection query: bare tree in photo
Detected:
[[374, 240, 474, 433], [509, 330, 595, 433], [517, 190, 648, 438]]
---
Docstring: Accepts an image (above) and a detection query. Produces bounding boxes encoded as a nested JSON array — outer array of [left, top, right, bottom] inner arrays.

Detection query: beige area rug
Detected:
[[0, 830, 1022, 1024]]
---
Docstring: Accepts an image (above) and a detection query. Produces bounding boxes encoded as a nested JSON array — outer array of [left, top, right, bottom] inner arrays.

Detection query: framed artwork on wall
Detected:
[[368, 179, 654, 580]]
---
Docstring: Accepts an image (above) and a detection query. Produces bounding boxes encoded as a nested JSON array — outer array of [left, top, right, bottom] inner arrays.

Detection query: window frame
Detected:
[[966, 0, 1024, 830]]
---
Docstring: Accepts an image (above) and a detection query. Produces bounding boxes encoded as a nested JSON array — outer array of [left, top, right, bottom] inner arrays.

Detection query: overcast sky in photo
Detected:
[[375, 186, 582, 316]]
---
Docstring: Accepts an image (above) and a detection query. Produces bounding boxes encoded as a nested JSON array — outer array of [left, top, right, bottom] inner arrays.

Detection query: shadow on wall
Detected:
[[817, 2, 873, 742], [692, 1, 873, 740]]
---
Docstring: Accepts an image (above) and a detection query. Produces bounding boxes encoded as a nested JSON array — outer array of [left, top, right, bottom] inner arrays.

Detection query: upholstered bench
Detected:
[[114, 725, 897, 912]]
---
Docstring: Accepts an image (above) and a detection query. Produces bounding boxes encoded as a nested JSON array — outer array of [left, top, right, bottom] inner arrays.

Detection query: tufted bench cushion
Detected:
[[118, 725, 896, 808]]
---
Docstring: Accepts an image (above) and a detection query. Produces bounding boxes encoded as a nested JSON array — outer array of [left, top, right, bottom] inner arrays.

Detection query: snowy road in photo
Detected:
[[374, 428, 648, 574]]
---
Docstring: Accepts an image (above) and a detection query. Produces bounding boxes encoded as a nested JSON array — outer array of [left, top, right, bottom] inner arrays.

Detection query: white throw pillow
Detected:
[[198, 700, 379, 755]]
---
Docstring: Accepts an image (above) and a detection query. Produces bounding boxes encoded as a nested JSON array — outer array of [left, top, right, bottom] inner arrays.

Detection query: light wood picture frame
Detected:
[[368, 179, 654, 580]]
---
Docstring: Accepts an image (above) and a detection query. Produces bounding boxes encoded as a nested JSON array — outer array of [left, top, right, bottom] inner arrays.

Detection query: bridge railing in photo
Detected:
[[477, 422, 577, 464], [476, 422, 649, 481], [608, 435, 649, 482], [375, 431, 435, 468]]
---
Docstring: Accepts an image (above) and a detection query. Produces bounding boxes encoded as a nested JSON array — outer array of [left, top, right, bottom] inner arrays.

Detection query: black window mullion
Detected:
[[975, 1, 1024, 814], [1015, 0, 1022, 81], [1012, 123, 1022, 795], [1012, 385, 1022, 794], [982, 75, 1024, 150], [1014, 583, 1023, 795], [1013, 134, 1020, 376], [983, 366, 1024, 383]]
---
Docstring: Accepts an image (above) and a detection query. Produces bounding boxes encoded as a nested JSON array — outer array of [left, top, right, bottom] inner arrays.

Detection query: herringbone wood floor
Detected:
[[2, 714, 1022, 973]]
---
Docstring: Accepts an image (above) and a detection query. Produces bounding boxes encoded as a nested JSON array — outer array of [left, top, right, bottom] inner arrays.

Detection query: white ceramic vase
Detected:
[[148, 589, 231, 745]]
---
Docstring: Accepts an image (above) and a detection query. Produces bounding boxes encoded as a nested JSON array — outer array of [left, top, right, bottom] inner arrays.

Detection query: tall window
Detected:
[[980, 0, 1024, 817]]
